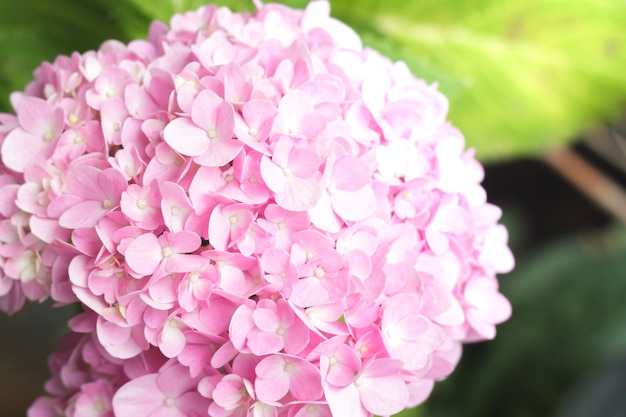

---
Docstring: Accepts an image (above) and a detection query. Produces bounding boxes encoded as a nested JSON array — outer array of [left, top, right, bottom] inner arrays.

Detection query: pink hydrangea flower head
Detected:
[[0, 1, 514, 416]]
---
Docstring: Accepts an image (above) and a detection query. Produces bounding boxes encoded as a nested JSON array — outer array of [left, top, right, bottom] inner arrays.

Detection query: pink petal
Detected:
[[275, 173, 323, 212], [331, 157, 370, 191], [112, 374, 162, 417], [58, 200, 108, 229], [125, 233, 163, 276], [253, 308, 280, 332], [163, 117, 210, 157], [324, 384, 365, 417], [331, 187, 376, 222], [247, 330, 283, 355], [1, 129, 50, 172], [159, 321, 186, 358], [254, 355, 290, 402]]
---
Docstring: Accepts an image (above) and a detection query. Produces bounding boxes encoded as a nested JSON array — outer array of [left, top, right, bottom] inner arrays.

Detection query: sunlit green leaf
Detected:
[[2, 0, 624, 160], [326, 0, 626, 160], [102, 0, 256, 40], [0, 0, 128, 111]]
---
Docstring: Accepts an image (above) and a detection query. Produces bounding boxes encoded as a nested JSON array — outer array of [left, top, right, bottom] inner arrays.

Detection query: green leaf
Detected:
[[327, 0, 626, 160], [0, 0, 128, 111], [2, 0, 624, 160], [101, 0, 257, 40]]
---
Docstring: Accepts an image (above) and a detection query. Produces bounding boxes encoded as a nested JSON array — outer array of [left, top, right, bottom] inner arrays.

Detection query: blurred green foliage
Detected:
[[1, 0, 625, 161], [328, 0, 626, 161]]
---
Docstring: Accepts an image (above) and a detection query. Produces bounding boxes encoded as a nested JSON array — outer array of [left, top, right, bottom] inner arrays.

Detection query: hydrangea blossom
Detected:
[[0, 2, 514, 416]]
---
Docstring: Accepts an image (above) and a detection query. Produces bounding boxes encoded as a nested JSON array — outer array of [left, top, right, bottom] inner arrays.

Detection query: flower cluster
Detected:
[[0, 2, 514, 416]]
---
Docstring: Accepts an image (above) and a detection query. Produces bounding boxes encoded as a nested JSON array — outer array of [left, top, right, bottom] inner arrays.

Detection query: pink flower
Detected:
[[124, 231, 202, 277], [1, 97, 64, 173], [254, 354, 323, 403], [164, 89, 241, 167], [112, 362, 209, 417], [260, 135, 323, 211], [0, 2, 515, 416], [58, 165, 127, 229], [324, 358, 409, 417]]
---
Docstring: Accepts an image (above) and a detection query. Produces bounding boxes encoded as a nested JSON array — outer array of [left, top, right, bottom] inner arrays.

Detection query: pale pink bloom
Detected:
[[100, 97, 129, 146], [124, 231, 201, 277], [120, 182, 163, 230], [288, 403, 332, 417], [216, 63, 254, 105], [1, 97, 64, 172], [381, 293, 445, 370], [230, 299, 309, 356], [159, 181, 195, 233], [163, 89, 241, 166], [289, 232, 348, 308], [96, 315, 148, 360], [258, 204, 310, 251], [58, 165, 127, 229], [208, 203, 254, 252], [124, 83, 162, 120], [54, 120, 105, 163], [309, 155, 376, 233], [424, 194, 470, 255], [479, 224, 515, 274], [260, 136, 323, 211], [324, 358, 409, 417], [254, 354, 323, 403], [85, 66, 134, 110], [435, 132, 486, 205], [463, 273, 512, 341], [142, 142, 191, 185], [177, 262, 217, 312], [314, 336, 361, 387], [208, 374, 255, 417], [202, 250, 261, 297], [71, 380, 115, 417], [189, 163, 251, 206], [260, 247, 298, 295], [234, 99, 277, 154], [145, 312, 187, 358], [112, 363, 209, 417], [393, 178, 434, 223]]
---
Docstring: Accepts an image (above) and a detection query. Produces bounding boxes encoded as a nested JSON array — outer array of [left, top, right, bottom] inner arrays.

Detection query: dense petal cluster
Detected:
[[0, 2, 514, 416]]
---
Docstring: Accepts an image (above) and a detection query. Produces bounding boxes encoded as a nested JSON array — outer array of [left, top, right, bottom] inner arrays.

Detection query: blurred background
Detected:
[[1, 0, 626, 416]]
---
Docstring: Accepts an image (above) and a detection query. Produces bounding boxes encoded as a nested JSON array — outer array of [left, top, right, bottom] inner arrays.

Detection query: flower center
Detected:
[[93, 399, 105, 411], [314, 267, 325, 278], [163, 396, 177, 408], [283, 362, 295, 373]]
